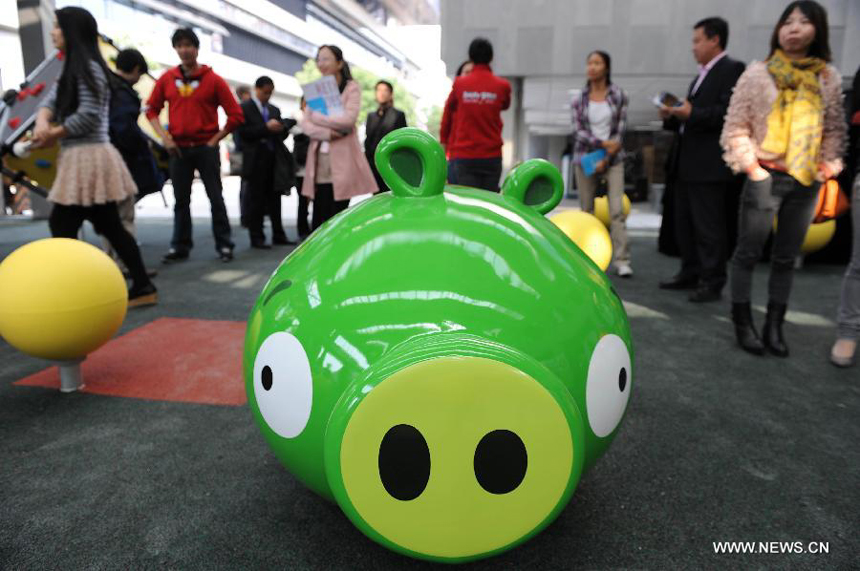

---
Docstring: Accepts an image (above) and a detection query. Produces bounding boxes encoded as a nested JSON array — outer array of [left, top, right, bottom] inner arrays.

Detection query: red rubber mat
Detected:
[[14, 317, 247, 405]]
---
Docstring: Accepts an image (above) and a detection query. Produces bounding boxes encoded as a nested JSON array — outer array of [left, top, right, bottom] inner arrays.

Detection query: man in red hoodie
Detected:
[[440, 38, 511, 192], [147, 28, 244, 263]]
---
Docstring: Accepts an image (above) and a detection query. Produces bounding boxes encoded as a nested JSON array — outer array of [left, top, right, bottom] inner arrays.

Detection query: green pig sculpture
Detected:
[[244, 128, 633, 563]]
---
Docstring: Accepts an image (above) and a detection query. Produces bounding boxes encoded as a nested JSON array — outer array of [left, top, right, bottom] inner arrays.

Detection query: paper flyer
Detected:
[[301, 76, 344, 116]]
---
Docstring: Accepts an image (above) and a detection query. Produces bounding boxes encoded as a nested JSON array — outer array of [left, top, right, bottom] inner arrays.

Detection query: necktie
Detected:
[[262, 105, 274, 150]]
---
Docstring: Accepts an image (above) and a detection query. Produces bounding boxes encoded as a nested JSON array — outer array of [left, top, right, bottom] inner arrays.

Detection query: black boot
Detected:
[[732, 302, 765, 355], [763, 302, 789, 357]]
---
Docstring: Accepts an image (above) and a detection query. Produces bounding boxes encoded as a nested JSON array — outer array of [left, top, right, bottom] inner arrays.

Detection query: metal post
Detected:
[[57, 358, 84, 393]]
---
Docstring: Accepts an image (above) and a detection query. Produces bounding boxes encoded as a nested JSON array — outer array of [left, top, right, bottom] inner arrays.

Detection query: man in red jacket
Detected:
[[147, 28, 244, 263], [440, 38, 511, 192]]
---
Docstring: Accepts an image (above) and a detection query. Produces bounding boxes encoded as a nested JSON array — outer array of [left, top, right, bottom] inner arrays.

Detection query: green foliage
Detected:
[[425, 105, 443, 140], [295, 58, 418, 129]]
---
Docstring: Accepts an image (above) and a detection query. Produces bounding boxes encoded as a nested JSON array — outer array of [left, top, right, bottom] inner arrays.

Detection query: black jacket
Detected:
[[109, 75, 163, 197], [664, 55, 746, 183], [365, 106, 407, 161], [237, 99, 296, 189]]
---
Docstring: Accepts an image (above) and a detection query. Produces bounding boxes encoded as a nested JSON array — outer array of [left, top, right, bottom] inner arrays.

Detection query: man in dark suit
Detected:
[[236, 76, 295, 248], [659, 17, 745, 302], [365, 80, 407, 193]]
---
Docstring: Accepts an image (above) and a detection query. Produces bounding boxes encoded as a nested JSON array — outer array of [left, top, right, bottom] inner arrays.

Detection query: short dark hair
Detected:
[[769, 0, 831, 61], [694, 17, 729, 50], [236, 85, 250, 98], [455, 60, 472, 76], [255, 76, 274, 89], [171, 28, 199, 49], [468, 38, 493, 65], [375, 80, 393, 93], [115, 48, 148, 75]]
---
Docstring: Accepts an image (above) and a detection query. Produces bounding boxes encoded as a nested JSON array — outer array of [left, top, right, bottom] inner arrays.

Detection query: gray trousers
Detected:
[[836, 174, 860, 340], [730, 171, 818, 304], [575, 162, 630, 264]]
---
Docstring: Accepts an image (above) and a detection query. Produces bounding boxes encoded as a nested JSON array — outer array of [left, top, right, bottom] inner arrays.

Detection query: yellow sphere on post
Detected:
[[800, 219, 836, 255], [549, 210, 613, 271], [593, 194, 631, 228], [0, 238, 128, 361], [772, 218, 836, 256]]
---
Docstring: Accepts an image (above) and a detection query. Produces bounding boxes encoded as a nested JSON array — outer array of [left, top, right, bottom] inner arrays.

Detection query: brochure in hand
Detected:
[[301, 76, 344, 116], [581, 148, 608, 177], [652, 91, 681, 109]]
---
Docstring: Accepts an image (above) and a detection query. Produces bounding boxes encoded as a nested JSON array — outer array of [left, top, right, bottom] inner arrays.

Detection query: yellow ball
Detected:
[[593, 194, 631, 228], [801, 219, 836, 254], [0, 238, 127, 360], [773, 218, 836, 255], [549, 210, 613, 271]]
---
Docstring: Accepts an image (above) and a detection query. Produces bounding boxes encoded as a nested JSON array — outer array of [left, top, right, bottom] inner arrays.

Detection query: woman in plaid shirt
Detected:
[[571, 51, 632, 277]]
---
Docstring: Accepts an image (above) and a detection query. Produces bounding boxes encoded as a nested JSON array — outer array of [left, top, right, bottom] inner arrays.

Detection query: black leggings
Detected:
[[311, 183, 349, 231], [49, 202, 151, 288]]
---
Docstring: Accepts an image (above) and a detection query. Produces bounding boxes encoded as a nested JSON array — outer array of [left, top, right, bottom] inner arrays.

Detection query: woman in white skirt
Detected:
[[32, 6, 156, 307]]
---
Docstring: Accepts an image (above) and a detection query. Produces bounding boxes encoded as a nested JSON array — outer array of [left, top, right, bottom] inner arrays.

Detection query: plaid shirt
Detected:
[[570, 83, 628, 166]]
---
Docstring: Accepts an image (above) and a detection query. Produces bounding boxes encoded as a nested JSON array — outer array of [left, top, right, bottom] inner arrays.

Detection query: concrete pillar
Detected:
[[17, 0, 55, 75]]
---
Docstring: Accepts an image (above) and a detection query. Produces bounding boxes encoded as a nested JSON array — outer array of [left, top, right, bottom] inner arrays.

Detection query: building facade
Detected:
[[441, 0, 860, 187], [13, 0, 438, 113]]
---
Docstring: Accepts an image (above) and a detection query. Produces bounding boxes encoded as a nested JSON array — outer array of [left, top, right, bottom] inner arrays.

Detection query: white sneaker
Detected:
[[616, 263, 633, 278]]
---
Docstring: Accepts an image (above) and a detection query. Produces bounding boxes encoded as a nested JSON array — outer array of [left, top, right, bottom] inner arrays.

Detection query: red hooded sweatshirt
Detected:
[[440, 64, 511, 160], [146, 65, 244, 147]]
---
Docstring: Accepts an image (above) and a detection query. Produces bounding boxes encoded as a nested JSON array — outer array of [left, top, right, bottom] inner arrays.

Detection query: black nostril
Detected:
[[261, 366, 273, 391], [378, 424, 431, 501], [474, 430, 527, 495], [618, 368, 627, 392]]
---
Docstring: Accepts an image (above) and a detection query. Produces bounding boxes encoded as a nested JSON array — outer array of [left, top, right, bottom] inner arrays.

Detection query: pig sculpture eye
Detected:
[[585, 334, 631, 437], [253, 332, 314, 438]]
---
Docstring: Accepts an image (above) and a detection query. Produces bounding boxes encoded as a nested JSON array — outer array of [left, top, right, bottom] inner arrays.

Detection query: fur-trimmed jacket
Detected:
[[720, 61, 846, 180]]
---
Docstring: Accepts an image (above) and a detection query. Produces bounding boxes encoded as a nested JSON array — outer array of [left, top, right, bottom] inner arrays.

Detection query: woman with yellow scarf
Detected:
[[720, 0, 846, 357]]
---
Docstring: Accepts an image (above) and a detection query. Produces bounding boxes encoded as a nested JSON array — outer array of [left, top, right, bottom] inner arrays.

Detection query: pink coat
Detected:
[[300, 80, 379, 200]]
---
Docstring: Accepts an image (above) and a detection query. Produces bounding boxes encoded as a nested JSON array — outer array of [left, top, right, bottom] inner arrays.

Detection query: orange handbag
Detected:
[[813, 179, 850, 223]]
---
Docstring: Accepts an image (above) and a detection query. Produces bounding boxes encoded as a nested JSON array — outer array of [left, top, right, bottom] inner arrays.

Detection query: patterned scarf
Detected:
[[760, 49, 826, 186]]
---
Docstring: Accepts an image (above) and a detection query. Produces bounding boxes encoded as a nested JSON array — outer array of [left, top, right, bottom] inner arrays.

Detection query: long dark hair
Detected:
[[455, 60, 471, 77], [769, 0, 831, 62], [55, 7, 114, 119], [587, 50, 612, 86], [317, 45, 352, 93]]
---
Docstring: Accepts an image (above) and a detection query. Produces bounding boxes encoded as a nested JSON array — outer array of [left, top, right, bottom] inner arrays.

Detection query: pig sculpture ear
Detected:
[[375, 128, 446, 198], [501, 160, 564, 215]]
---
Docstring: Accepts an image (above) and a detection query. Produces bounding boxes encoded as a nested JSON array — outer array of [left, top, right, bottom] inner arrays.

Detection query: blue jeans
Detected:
[[836, 174, 860, 340]]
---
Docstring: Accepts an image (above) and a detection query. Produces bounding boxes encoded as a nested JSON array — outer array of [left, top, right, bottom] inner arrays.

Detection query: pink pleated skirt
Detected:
[[49, 143, 138, 206]]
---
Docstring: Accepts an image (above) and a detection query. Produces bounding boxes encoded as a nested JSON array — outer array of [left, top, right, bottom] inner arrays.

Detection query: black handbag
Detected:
[[273, 143, 296, 195]]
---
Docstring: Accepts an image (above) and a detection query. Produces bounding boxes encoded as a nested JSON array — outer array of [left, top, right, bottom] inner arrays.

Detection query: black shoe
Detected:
[[731, 302, 765, 355], [762, 302, 789, 357], [162, 248, 189, 264], [688, 287, 721, 303], [250, 241, 271, 250], [122, 268, 159, 279], [272, 235, 295, 245], [128, 282, 158, 308], [218, 247, 234, 262], [659, 274, 699, 290]]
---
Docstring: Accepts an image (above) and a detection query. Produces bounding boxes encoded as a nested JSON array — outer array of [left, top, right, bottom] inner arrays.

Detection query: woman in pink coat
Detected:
[[301, 45, 378, 230]]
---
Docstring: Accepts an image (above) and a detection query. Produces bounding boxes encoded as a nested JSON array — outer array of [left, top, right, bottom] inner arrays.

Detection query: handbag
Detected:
[[813, 179, 850, 223], [273, 143, 296, 196]]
